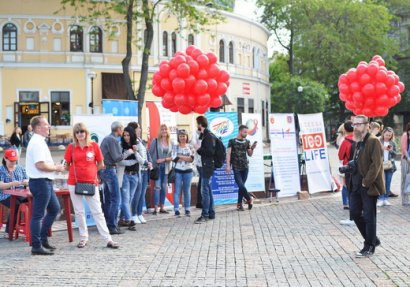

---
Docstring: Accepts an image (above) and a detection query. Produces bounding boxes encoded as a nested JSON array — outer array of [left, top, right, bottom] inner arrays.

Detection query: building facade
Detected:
[[0, 0, 270, 140]]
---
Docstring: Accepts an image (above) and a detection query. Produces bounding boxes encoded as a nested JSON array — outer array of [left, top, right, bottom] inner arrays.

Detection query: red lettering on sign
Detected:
[[302, 133, 325, 150]]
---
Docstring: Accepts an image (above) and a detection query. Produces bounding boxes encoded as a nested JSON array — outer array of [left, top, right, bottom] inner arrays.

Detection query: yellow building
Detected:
[[0, 0, 270, 140]]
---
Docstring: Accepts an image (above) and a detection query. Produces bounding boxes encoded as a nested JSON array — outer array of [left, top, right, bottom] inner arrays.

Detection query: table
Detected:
[[3, 189, 73, 244]]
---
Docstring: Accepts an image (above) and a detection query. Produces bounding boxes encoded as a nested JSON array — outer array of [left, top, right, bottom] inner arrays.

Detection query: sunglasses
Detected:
[[75, 130, 86, 134]]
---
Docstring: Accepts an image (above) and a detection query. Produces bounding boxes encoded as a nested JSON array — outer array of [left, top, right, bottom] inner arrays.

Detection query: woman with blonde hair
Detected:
[[10, 126, 23, 156], [378, 127, 396, 207], [400, 123, 410, 205], [64, 122, 119, 249], [149, 124, 172, 215]]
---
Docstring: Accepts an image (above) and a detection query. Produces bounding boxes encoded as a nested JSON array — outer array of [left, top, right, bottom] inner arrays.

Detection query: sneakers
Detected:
[[194, 216, 208, 224], [377, 200, 384, 207], [138, 215, 147, 224], [185, 210, 191, 217], [247, 198, 254, 210], [384, 200, 392, 206], [339, 219, 355, 226], [175, 210, 181, 216], [389, 192, 398, 197], [356, 245, 375, 258]]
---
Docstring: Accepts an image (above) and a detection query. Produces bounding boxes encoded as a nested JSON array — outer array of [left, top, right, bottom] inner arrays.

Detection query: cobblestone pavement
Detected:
[[1, 148, 410, 286]]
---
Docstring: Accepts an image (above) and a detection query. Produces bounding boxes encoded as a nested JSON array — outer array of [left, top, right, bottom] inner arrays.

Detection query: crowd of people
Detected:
[[0, 114, 258, 255]]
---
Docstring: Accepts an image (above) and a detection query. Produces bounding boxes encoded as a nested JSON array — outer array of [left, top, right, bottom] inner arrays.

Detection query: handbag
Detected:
[[149, 139, 160, 180], [168, 163, 176, 184], [383, 160, 393, 170], [405, 174, 410, 195], [72, 144, 96, 196]]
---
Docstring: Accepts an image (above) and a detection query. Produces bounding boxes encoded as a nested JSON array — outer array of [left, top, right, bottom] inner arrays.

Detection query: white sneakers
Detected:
[[138, 215, 147, 224], [377, 200, 392, 207], [339, 219, 355, 226]]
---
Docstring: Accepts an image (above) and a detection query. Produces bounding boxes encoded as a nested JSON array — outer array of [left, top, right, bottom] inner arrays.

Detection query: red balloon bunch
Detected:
[[338, 55, 405, 117], [151, 45, 230, 114]]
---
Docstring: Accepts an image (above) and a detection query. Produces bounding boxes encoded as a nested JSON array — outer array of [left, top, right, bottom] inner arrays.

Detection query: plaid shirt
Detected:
[[0, 165, 28, 201]]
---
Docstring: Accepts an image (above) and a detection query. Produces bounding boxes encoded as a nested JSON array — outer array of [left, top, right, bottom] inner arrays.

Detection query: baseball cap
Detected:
[[4, 149, 18, 161]]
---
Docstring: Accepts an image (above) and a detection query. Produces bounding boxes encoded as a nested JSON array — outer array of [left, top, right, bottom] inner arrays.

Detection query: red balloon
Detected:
[[197, 54, 210, 68], [187, 60, 199, 75], [362, 83, 375, 97], [163, 92, 174, 104], [359, 73, 372, 86], [206, 52, 218, 64], [398, 81, 405, 93], [375, 107, 388, 117], [197, 93, 211, 106], [194, 105, 208, 114], [339, 93, 348, 101], [367, 63, 379, 76], [184, 75, 196, 91], [172, 78, 185, 93], [174, 51, 186, 58], [191, 48, 203, 59], [178, 105, 192, 115], [356, 64, 368, 75], [187, 94, 196, 107], [216, 82, 228, 96], [377, 95, 389, 106], [393, 74, 400, 85], [162, 99, 173, 109], [159, 64, 171, 77], [170, 105, 179, 113], [339, 84, 349, 94], [362, 108, 373, 116], [173, 93, 186, 106], [218, 70, 230, 83], [208, 64, 221, 78], [194, 79, 208, 94], [177, 63, 190, 78], [338, 74, 348, 85], [160, 78, 172, 91], [350, 82, 361, 93], [207, 79, 218, 93], [169, 69, 177, 81], [385, 75, 395, 87], [388, 85, 400, 97], [186, 45, 197, 55], [396, 94, 402, 103], [153, 73, 162, 85], [346, 102, 355, 111], [375, 70, 387, 82], [364, 98, 375, 107], [352, 92, 363, 103], [152, 85, 165, 97], [210, 96, 222, 108], [197, 69, 208, 80], [173, 55, 186, 67], [347, 69, 357, 82], [169, 58, 178, 68], [375, 58, 385, 67], [375, 82, 387, 96]]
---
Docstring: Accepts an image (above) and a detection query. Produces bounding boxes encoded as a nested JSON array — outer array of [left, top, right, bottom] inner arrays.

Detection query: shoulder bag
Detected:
[[168, 145, 178, 184], [72, 144, 96, 196], [149, 139, 160, 180]]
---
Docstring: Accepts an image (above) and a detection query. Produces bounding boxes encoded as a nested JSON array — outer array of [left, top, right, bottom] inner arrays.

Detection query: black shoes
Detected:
[[175, 210, 181, 216], [32, 247, 54, 256], [42, 241, 57, 250], [356, 245, 376, 258], [194, 216, 208, 224], [389, 192, 398, 197], [106, 241, 119, 249], [185, 210, 191, 217], [237, 205, 245, 211], [159, 209, 169, 214], [109, 228, 124, 235]]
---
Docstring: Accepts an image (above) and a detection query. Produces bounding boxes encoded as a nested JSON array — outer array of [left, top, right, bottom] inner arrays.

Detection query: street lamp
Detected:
[[88, 71, 97, 114], [296, 86, 303, 113]]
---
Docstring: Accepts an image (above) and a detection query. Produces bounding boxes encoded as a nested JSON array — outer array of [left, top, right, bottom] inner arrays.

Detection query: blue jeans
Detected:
[[29, 179, 60, 249], [99, 168, 121, 230], [121, 173, 139, 221], [133, 170, 149, 216], [201, 175, 215, 218], [342, 185, 349, 206], [154, 165, 167, 207], [233, 169, 251, 205], [174, 171, 193, 211], [380, 170, 394, 200]]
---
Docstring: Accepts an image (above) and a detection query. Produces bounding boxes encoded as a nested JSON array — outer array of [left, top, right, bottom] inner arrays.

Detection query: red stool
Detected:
[[14, 203, 30, 242]]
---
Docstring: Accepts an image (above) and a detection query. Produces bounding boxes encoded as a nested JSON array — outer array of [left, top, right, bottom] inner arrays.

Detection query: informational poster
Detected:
[[102, 99, 138, 116], [205, 112, 238, 205], [241, 113, 265, 192], [269, 114, 301, 197], [72, 114, 113, 144], [298, 113, 332, 193]]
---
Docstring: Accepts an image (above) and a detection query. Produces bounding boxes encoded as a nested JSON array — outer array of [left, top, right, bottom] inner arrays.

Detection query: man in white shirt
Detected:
[[26, 116, 65, 255]]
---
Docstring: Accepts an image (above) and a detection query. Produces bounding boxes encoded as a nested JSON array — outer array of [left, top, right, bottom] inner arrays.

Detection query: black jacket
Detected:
[[197, 129, 215, 178]]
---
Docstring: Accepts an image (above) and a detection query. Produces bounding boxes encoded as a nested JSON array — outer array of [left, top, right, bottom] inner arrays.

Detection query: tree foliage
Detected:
[[59, 0, 225, 125]]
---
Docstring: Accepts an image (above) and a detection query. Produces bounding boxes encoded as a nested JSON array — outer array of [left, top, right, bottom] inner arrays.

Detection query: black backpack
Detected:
[[345, 138, 356, 161], [211, 134, 226, 168]]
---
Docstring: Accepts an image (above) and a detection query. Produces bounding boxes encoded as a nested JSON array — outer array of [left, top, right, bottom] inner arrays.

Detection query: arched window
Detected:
[[89, 26, 102, 53], [171, 32, 177, 56], [70, 25, 83, 52], [2, 23, 17, 51], [162, 31, 168, 57], [188, 34, 194, 46], [219, 40, 225, 63], [229, 41, 234, 64]]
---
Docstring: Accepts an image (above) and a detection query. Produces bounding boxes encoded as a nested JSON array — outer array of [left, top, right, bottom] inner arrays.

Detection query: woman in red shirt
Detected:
[[64, 122, 119, 249]]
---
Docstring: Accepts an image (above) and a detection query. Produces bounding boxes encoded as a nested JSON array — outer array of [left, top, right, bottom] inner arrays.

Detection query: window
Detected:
[[89, 26, 102, 53], [229, 41, 234, 64], [171, 32, 177, 56], [2, 23, 17, 51], [237, 97, 244, 123], [188, 34, 194, 46], [162, 31, 168, 57], [19, 91, 39, 102], [252, 47, 256, 69], [70, 25, 83, 52], [219, 40, 225, 63], [51, 91, 70, 126], [248, 99, 254, 113]]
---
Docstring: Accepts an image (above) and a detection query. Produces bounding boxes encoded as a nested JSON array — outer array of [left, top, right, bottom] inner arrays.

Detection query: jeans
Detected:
[[174, 171, 193, 211], [342, 185, 349, 206], [121, 173, 139, 221], [154, 164, 167, 207], [133, 170, 149, 216], [29, 179, 60, 249], [380, 170, 394, 200], [99, 168, 121, 230], [349, 187, 378, 247], [233, 169, 251, 205], [201, 175, 215, 218], [0, 196, 26, 233]]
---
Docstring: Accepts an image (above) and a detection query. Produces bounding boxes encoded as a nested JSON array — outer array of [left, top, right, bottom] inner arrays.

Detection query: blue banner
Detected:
[[205, 112, 238, 205], [102, 99, 138, 116]]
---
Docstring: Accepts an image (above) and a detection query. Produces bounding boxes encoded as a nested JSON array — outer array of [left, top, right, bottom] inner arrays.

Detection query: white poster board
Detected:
[[269, 114, 301, 197], [298, 113, 332, 193], [72, 114, 113, 144]]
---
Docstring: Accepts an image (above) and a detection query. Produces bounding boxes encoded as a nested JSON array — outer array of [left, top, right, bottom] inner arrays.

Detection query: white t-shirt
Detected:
[[26, 133, 55, 180], [383, 142, 389, 161]]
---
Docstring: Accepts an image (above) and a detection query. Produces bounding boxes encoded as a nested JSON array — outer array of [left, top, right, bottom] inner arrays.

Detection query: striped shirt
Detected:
[[0, 165, 28, 201]]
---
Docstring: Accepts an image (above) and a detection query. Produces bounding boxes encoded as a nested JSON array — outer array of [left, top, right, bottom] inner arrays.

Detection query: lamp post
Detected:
[[297, 85, 303, 113], [88, 71, 97, 114]]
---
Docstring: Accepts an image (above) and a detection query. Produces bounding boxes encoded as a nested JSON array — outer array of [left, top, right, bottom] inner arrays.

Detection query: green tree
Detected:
[[269, 52, 290, 83], [257, 0, 399, 121], [59, 0, 225, 125], [271, 76, 328, 114]]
